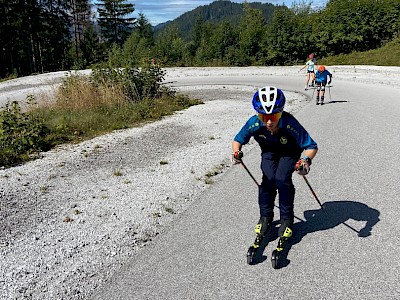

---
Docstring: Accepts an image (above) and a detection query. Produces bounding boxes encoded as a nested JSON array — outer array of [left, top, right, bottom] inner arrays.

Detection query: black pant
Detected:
[[258, 152, 297, 222]]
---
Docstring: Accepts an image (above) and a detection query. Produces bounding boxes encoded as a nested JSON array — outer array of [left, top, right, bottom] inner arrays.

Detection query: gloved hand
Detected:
[[231, 150, 243, 164], [328, 80, 332, 84], [295, 157, 311, 175]]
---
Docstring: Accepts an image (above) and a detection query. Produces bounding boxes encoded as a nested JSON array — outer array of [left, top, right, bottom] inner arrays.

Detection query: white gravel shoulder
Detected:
[[0, 66, 399, 299]]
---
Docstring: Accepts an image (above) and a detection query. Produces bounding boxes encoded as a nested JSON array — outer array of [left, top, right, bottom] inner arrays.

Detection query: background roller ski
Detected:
[[271, 220, 293, 269], [247, 217, 271, 265]]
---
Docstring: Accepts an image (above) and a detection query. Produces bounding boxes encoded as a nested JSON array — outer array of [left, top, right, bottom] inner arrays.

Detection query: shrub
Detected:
[[90, 59, 167, 103], [0, 102, 51, 166], [0, 60, 202, 168]]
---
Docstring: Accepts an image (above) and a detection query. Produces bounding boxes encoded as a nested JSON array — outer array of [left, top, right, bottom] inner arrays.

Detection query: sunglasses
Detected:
[[258, 112, 282, 123]]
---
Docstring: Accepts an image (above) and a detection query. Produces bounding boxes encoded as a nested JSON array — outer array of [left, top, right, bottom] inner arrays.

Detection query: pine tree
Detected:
[[70, 0, 93, 67], [96, 0, 135, 46]]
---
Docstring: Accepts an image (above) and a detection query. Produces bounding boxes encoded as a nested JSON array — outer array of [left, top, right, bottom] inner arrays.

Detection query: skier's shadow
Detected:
[[252, 200, 380, 267], [325, 100, 349, 105]]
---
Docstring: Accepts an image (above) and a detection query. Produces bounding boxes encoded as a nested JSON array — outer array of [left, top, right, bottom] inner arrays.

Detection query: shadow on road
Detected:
[[325, 100, 349, 105], [249, 200, 380, 268]]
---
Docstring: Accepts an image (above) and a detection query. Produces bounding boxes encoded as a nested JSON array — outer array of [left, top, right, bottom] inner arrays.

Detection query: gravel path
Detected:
[[0, 66, 399, 299]]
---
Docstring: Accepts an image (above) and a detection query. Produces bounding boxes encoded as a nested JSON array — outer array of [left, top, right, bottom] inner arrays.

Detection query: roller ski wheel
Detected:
[[271, 222, 293, 269], [246, 235, 262, 265], [271, 241, 284, 269], [271, 249, 279, 269], [246, 246, 257, 265], [246, 217, 271, 265]]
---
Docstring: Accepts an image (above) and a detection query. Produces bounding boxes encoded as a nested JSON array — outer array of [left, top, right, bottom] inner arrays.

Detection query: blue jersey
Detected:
[[234, 112, 317, 156], [315, 70, 332, 83]]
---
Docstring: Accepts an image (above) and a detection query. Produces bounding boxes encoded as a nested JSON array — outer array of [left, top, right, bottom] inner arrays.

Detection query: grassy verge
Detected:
[[0, 67, 202, 168], [319, 38, 400, 66]]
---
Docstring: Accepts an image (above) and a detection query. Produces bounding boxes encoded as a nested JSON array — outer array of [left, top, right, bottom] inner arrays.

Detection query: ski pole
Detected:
[[240, 160, 260, 187], [311, 86, 316, 100], [328, 85, 332, 102], [301, 175, 324, 209]]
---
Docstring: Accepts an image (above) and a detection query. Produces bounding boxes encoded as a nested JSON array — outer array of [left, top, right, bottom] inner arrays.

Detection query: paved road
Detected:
[[90, 74, 398, 299]]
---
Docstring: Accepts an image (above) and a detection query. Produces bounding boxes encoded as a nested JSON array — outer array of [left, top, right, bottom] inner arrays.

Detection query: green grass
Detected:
[[113, 169, 123, 176], [33, 94, 200, 142], [319, 38, 400, 66], [0, 73, 17, 83]]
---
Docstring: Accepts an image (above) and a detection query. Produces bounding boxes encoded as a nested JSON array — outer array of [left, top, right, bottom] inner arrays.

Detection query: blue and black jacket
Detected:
[[315, 70, 332, 84], [234, 112, 317, 157]]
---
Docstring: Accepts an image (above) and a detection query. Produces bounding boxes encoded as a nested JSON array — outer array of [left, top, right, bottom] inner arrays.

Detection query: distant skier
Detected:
[[315, 65, 332, 105], [300, 53, 317, 90], [231, 86, 318, 265]]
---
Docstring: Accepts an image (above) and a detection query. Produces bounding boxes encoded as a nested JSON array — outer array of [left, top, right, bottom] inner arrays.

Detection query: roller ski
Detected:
[[271, 220, 293, 269], [316, 95, 325, 105], [246, 217, 271, 265]]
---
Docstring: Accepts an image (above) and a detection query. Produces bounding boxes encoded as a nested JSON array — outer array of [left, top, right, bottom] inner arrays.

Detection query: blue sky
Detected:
[[129, 0, 328, 26]]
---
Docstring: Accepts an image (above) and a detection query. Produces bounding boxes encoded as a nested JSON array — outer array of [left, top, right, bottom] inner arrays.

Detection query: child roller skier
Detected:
[[299, 53, 317, 90], [231, 86, 318, 266], [315, 65, 332, 105]]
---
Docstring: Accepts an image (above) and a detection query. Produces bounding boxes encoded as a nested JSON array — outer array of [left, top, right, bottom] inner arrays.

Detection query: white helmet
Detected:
[[252, 86, 285, 114]]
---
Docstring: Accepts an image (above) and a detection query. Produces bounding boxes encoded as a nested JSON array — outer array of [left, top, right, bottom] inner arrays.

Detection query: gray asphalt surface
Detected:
[[90, 73, 400, 299]]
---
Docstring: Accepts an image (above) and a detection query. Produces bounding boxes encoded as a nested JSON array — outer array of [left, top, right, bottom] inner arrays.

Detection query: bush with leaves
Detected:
[[90, 58, 167, 103], [0, 102, 50, 167]]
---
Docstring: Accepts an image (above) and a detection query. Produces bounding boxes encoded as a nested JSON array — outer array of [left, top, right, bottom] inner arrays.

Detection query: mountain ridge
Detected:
[[153, 0, 282, 41]]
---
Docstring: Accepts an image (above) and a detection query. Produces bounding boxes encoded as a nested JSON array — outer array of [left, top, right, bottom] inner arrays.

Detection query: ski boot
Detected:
[[316, 96, 320, 105], [271, 220, 293, 269], [320, 96, 325, 105], [246, 216, 271, 265]]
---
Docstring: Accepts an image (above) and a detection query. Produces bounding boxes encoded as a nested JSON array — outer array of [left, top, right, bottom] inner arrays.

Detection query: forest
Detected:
[[1, 0, 399, 79]]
